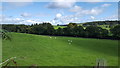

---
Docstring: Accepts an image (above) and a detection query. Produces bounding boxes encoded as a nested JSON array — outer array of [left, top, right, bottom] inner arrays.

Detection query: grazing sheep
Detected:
[[68, 40, 70, 41], [69, 43, 71, 45]]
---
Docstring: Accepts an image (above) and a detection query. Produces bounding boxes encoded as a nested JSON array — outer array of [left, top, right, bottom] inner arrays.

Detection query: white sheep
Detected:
[[69, 43, 71, 45]]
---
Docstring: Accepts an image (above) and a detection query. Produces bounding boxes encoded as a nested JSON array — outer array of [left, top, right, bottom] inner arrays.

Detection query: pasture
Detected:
[[2, 33, 118, 66], [53, 26, 66, 29]]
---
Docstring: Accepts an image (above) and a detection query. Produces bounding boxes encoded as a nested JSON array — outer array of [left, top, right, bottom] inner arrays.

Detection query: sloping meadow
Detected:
[[2, 32, 118, 66]]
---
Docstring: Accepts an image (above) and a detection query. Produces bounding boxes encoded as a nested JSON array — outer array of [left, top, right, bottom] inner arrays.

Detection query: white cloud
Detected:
[[89, 14, 118, 21], [56, 13, 62, 18], [51, 3, 113, 25], [69, 5, 82, 12], [20, 13, 51, 18], [19, 20, 42, 25], [51, 20, 56, 25], [52, 13, 63, 25], [1, 17, 24, 24], [101, 4, 111, 7], [69, 3, 111, 16], [21, 12, 31, 18], [52, 14, 82, 25], [70, 5, 104, 15], [90, 7, 103, 15], [90, 16, 95, 19], [46, 0, 76, 9], [0, 15, 43, 25], [105, 15, 118, 20], [61, 16, 81, 23]]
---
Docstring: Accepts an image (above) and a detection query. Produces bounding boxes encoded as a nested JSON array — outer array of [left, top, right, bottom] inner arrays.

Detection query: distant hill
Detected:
[[81, 20, 120, 27]]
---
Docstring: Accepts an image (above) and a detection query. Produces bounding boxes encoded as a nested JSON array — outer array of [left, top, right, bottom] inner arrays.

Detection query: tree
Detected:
[[85, 26, 108, 38], [62, 23, 78, 36], [68, 23, 77, 28], [110, 25, 120, 38], [31, 24, 44, 35], [42, 23, 55, 35], [100, 29, 109, 38], [72, 26, 85, 37], [62, 27, 72, 36], [56, 27, 63, 35]]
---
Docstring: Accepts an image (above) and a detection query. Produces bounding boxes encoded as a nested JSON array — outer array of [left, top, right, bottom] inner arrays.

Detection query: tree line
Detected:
[[82, 20, 119, 27], [1, 22, 120, 40]]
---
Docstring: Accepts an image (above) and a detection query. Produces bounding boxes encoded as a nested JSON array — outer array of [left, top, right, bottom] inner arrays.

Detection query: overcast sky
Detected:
[[0, 0, 119, 25]]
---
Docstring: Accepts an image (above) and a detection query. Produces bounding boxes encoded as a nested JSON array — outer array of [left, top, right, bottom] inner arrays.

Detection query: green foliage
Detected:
[[82, 20, 119, 27], [61, 25, 85, 37], [2, 23, 55, 35], [68, 23, 77, 28], [85, 26, 108, 38], [42, 23, 55, 35], [56, 27, 63, 35], [110, 25, 120, 38], [72, 26, 85, 37], [2, 21, 120, 39]]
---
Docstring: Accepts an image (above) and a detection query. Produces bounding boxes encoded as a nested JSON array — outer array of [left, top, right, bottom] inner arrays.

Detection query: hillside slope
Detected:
[[2, 33, 118, 66]]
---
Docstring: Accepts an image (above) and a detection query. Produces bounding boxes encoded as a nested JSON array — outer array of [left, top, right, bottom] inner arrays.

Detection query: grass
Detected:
[[2, 32, 118, 66], [53, 26, 66, 29], [97, 25, 110, 30]]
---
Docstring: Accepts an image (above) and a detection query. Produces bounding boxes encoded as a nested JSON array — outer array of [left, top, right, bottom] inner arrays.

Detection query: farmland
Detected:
[[2, 32, 118, 66]]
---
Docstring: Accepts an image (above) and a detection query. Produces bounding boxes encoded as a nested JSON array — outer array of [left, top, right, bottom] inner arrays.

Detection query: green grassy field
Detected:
[[2, 33, 118, 66], [53, 26, 66, 29], [97, 25, 110, 30]]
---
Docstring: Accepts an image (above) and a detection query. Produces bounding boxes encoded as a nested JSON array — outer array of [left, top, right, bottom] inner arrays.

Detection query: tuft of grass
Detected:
[[2, 32, 118, 66]]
